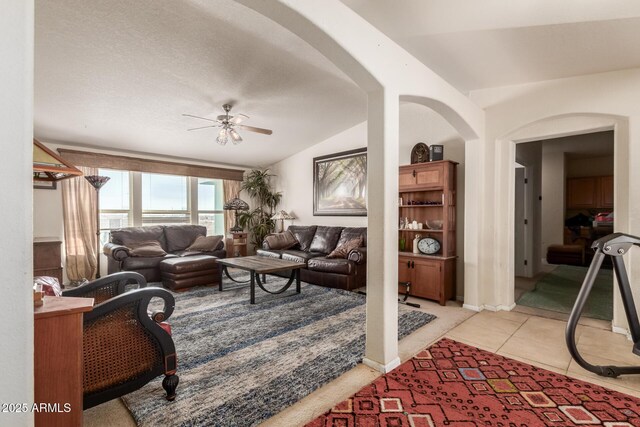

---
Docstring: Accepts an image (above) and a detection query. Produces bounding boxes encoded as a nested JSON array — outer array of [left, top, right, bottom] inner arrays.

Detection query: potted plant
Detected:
[[237, 169, 282, 249]]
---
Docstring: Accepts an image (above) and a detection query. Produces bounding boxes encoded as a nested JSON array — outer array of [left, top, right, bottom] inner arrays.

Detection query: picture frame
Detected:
[[33, 180, 57, 190], [313, 148, 367, 216]]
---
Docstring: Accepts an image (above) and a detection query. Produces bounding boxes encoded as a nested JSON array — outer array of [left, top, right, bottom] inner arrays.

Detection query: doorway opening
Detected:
[[513, 131, 614, 321]]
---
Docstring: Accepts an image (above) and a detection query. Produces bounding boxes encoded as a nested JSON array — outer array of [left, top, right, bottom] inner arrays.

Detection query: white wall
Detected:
[[0, 1, 34, 424], [468, 67, 640, 330], [541, 146, 565, 261], [567, 156, 614, 178], [270, 102, 467, 295], [515, 141, 542, 277]]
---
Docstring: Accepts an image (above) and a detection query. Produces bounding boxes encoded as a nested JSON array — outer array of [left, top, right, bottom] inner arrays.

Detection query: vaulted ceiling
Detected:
[[35, 0, 365, 167], [35, 0, 640, 167], [343, 0, 640, 93]]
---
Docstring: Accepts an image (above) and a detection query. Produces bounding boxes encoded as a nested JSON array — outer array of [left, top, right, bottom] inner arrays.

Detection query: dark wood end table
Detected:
[[216, 255, 304, 304]]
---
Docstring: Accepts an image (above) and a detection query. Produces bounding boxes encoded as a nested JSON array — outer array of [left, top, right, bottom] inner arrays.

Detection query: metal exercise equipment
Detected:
[[566, 233, 640, 378]]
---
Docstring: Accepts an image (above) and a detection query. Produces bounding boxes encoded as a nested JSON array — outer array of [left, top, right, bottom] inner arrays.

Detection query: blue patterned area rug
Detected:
[[122, 276, 436, 427]]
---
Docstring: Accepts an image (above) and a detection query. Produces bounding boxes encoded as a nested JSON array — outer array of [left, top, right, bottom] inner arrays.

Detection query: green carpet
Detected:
[[516, 265, 613, 320]]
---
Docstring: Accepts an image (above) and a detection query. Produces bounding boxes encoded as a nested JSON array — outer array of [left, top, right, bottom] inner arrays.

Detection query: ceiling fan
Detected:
[[183, 104, 273, 146]]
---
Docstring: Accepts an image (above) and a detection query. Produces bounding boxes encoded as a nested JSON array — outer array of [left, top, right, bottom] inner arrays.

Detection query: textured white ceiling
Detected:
[[342, 0, 640, 92], [35, 0, 366, 167]]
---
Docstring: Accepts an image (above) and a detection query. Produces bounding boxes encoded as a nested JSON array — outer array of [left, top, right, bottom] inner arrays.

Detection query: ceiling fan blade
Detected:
[[230, 114, 249, 124], [236, 124, 273, 135], [182, 113, 219, 123], [187, 125, 220, 131]]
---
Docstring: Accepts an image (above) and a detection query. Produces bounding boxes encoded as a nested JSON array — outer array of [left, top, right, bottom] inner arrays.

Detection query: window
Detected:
[[97, 170, 225, 235], [142, 173, 189, 225], [99, 168, 131, 231], [197, 178, 224, 235]]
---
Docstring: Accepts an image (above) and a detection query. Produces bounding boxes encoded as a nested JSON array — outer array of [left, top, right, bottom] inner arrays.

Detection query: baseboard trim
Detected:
[[612, 325, 631, 339], [462, 303, 516, 312], [363, 356, 401, 373], [462, 304, 482, 312]]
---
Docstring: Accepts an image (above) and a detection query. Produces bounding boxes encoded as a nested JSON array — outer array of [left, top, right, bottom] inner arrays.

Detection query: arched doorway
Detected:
[[495, 114, 630, 330]]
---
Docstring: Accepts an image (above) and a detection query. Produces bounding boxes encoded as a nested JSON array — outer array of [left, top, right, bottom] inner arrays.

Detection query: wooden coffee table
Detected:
[[216, 255, 304, 304]]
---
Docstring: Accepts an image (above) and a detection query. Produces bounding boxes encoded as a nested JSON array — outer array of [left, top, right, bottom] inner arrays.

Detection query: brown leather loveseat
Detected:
[[104, 225, 226, 282], [257, 225, 367, 291]]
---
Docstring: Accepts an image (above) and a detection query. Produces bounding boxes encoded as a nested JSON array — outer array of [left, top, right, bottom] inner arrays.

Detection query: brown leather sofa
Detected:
[[104, 225, 226, 282], [257, 225, 367, 291]]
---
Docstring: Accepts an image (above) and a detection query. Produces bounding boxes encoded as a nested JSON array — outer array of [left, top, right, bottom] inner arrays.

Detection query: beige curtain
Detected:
[[62, 166, 98, 281], [223, 179, 242, 234]]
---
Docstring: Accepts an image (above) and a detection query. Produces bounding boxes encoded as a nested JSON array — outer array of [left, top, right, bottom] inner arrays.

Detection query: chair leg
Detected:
[[162, 374, 179, 401]]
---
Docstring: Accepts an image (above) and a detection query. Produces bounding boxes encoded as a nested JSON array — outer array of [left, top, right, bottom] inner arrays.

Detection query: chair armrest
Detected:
[[62, 271, 147, 304], [103, 242, 130, 261], [82, 287, 178, 400], [348, 247, 367, 264]]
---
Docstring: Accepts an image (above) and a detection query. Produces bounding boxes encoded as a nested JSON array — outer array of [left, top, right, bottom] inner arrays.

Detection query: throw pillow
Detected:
[[264, 230, 298, 250], [326, 236, 363, 259], [128, 240, 167, 257], [186, 235, 224, 252]]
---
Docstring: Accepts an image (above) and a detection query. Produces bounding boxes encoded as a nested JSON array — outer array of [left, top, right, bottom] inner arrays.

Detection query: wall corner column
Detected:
[[364, 89, 400, 373]]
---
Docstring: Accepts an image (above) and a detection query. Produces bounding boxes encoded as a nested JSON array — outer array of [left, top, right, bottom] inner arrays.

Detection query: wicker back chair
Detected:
[[62, 272, 179, 409]]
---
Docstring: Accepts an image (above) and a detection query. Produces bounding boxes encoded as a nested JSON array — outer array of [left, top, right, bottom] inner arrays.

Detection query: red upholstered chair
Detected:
[[62, 272, 179, 409]]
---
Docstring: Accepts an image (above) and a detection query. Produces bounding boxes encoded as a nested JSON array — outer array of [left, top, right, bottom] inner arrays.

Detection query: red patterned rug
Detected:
[[306, 338, 640, 426]]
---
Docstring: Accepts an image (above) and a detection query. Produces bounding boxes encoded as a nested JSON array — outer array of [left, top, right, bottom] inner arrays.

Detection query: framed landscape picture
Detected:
[[313, 148, 367, 216]]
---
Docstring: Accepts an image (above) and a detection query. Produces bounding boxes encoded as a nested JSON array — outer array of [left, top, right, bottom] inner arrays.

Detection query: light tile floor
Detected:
[[84, 299, 640, 426]]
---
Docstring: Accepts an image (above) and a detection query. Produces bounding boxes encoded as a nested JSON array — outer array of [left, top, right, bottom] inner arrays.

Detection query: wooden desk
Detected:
[[34, 296, 94, 427]]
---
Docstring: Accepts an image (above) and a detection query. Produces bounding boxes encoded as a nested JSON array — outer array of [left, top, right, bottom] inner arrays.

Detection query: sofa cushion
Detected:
[[264, 230, 298, 250], [159, 255, 218, 274], [123, 254, 176, 271], [128, 240, 167, 257], [111, 226, 167, 251], [164, 225, 207, 253], [281, 250, 324, 264], [186, 235, 224, 252], [337, 227, 367, 247], [307, 257, 355, 275], [309, 226, 344, 254], [327, 236, 363, 259], [256, 249, 283, 259], [288, 226, 317, 252]]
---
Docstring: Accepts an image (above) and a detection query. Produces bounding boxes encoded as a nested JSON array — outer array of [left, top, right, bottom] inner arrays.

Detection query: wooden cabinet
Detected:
[[35, 296, 94, 427], [566, 175, 613, 210], [399, 160, 457, 305], [599, 175, 614, 208], [398, 255, 455, 305], [227, 232, 248, 257], [399, 163, 444, 190], [34, 239, 63, 283]]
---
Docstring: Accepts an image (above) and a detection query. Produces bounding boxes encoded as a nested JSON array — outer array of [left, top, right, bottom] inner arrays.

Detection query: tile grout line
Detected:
[[495, 316, 531, 355]]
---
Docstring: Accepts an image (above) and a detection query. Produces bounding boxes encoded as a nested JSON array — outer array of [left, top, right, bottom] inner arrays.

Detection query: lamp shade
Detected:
[[84, 175, 110, 190], [223, 197, 249, 211], [272, 210, 295, 220]]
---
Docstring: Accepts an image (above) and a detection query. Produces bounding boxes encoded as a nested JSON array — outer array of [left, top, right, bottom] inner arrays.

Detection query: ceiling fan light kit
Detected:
[[184, 103, 272, 146]]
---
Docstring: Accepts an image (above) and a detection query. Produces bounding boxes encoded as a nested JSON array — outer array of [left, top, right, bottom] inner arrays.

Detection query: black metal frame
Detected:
[[566, 232, 640, 377], [62, 271, 147, 300]]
